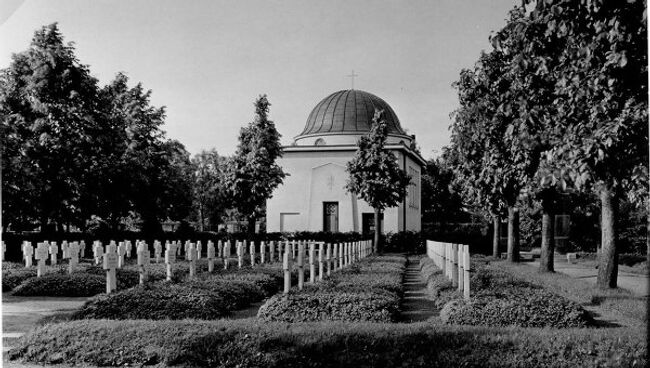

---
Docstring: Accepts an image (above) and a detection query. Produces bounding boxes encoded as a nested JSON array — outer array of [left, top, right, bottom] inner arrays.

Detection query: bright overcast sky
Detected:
[[1, 0, 519, 159]]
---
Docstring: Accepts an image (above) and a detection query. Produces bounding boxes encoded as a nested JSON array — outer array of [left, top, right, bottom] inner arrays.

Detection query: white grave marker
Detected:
[[23, 242, 34, 267], [207, 241, 215, 272], [49, 242, 59, 265], [117, 243, 126, 268], [283, 250, 292, 294], [103, 247, 118, 293], [297, 242, 305, 290], [250, 241, 256, 266], [164, 243, 176, 281], [35, 243, 48, 277], [188, 243, 197, 279], [137, 243, 150, 284]]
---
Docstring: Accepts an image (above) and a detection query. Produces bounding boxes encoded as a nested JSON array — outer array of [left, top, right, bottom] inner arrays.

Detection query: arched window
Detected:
[[314, 138, 326, 146]]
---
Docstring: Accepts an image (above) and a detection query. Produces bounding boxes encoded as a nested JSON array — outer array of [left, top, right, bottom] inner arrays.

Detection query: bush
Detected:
[[2, 267, 37, 291], [257, 291, 400, 322], [9, 319, 646, 367], [258, 255, 405, 323], [72, 270, 283, 321], [72, 282, 229, 320], [383, 231, 424, 253], [439, 265, 594, 328], [83, 265, 140, 290], [12, 273, 106, 297], [441, 288, 593, 328]]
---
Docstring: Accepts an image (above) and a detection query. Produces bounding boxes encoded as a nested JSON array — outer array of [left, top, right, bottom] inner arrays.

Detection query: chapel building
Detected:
[[266, 89, 425, 236]]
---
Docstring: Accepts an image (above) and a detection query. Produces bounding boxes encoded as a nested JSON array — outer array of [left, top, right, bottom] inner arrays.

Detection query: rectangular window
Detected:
[[280, 213, 300, 232]]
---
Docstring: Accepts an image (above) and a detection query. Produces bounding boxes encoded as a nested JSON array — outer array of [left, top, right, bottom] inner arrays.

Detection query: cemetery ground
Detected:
[[2, 242, 647, 368]]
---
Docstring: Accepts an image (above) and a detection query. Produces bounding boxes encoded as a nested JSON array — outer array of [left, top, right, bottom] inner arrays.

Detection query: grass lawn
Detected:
[[8, 319, 646, 367]]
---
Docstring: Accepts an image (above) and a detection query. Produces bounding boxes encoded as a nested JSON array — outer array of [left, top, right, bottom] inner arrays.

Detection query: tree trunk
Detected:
[[374, 208, 382, 255], [507, 206, 520, 262], [540, 197, 555, 272], [647, 200, 649, 267], [597, 186, 618, 289], [492, 216, 500, 258], [248, 215, 257, 236]]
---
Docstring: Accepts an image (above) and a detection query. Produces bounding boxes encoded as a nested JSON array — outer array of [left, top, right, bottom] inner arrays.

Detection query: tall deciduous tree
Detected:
[[0, 23, 100, 231], [523, 0, 647, 287], [450, 48, 525, 262], [226, 95, 286, 235], [346, 109, 411, 254], [192, 149, 228, 231]]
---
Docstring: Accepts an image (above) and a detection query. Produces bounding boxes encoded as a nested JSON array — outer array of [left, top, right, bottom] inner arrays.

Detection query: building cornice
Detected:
[[281, 143, 427, 166]]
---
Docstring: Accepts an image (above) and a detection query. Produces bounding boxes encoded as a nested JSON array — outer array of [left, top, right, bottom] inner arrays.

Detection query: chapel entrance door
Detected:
[[323, 202, 339, 232]]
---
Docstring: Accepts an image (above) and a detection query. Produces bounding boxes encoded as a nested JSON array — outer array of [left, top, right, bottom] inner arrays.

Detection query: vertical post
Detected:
[[283, 250, 292, 294], [338, 243, 344, 269], [297, 242, 305, 290], [318, 242, 324, 281], [261, 241, 266, 264], [309, 242, 315, 284], [165, 243, 175, 282], [451, 244, 459, 287], [35, 244, 48, 277], [270, 240, 275, 262], [224, 240, 231, 269], [237, 241, 243, 268], [217, 240, 223, 259], [456, 244, 465, 292], [463, 245, 471, 299], [137, 242, 150, 285], [250, 241, 256, 267], [23, 242, 34, 268], [188, 243, 197, 279], [49, 242, 58, 265], [207, 241, 215, 273], [326, 243, 332, 276]]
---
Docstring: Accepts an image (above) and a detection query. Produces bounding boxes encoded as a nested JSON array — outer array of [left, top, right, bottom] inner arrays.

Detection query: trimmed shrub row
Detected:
[[72, 272, 283, 320], [439, 264, 593, 328], [9, 319, 645, 367], [12, 273, 106, 297], [257, 255, 405, 323]]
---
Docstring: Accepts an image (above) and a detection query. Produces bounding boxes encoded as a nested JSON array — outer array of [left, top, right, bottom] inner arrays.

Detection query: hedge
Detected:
[[2, 267, 37, 291], [440, 289, 593, 328], [72, 271, 283, 321], [71, 283, 229, 320], [257, 255, 405, 322], [8, 319, 645, 367], [258, 290, 400, 323], [12, 273, 106, 297], [439, 265, 593, 328]]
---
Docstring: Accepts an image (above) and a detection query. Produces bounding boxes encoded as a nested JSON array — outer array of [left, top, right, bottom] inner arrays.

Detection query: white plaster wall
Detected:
[[266, 149, 405, 233]]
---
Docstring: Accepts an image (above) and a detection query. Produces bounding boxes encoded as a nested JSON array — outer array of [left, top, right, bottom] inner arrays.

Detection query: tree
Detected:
[[346, 109, 411, 254], [522, 0, 647, 287], [450, 46, 527, 261], [225, 95, 286, 235], [191, 149, 228, 231], [421, 155, 465, 231], [0, 23, 100, 231]]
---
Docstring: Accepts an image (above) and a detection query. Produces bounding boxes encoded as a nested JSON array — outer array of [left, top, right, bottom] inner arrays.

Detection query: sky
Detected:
[[0, 0, 519, 159]]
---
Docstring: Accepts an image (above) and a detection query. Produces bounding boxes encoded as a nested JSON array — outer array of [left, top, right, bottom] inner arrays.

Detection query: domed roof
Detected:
[[297, 90, 407, 137]]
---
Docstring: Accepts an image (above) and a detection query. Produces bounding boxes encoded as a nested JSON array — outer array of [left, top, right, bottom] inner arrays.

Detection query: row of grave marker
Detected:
[[426, 240, 471, 299], [282, 240, 373, 293], [11, 239, 373, 294], [15, 241, 85, 276]]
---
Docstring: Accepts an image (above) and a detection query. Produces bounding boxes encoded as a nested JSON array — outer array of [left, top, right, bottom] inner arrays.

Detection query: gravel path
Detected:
[[398, 257, 437, 322]]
